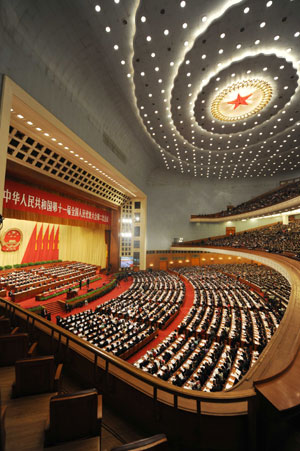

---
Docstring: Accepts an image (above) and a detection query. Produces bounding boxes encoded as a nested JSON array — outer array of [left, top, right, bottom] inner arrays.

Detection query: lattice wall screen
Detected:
[[120, 201, 133, 257], [7, 126, 130, 206]]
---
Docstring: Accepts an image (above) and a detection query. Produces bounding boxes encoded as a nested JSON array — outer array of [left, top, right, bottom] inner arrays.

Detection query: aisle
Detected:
[[127, 278, 195, 364]]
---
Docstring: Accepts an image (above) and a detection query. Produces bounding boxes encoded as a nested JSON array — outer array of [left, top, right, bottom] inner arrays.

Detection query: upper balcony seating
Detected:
[[193, 180, 300, 219]]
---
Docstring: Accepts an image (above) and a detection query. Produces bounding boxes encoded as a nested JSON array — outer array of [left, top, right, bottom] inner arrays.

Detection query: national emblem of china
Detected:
[[0, 228, 23, 252]]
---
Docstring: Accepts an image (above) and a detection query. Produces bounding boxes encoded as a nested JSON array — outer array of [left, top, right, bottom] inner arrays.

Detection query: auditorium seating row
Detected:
[[0, 321, 103, 449], [57, 309, 158, 358], [96, 271, 185, 329], [195, 180, 300, 218], [56, 272, 184, 359], [134, 265, 288, 392], [216, 263, 290, 309], [0, 314, 167, 450], [0, 261, 97, 301], [205, 221, 300, 256]]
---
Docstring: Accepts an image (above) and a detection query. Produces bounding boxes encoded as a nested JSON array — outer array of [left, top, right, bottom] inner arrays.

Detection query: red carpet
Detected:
[[12, 273, 195, 362], [10, 276, 133, 321], [57, 277, 133, 319], [127, 278, 195, 363]]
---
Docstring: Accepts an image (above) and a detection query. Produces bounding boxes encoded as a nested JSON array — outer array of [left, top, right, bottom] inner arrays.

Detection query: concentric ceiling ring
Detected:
[[133, 0, 300, 178]]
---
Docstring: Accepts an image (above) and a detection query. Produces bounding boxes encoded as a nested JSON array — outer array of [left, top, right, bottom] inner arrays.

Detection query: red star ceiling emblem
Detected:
[[227, 93, 252, 110]]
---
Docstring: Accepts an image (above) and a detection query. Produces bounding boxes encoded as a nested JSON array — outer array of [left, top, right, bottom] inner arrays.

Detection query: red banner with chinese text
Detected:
[[3, 180, 111, 225]]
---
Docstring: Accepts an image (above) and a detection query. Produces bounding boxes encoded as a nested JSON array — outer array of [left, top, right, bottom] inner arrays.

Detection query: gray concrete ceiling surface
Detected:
[[3, 0, 300, 181]]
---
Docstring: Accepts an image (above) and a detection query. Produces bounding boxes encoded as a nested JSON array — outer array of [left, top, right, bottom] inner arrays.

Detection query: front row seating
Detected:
[[44, 388, 102, 446], [111, 433, 168, 451], [0, 405, 7, 451], [12, 355, 63, 398], [0, 333, 37, 366]]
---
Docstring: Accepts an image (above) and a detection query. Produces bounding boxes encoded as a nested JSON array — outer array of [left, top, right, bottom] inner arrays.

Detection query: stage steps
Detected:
[[43, 300, 65, 316]]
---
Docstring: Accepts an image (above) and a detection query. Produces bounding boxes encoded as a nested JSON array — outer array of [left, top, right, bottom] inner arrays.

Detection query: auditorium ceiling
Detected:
[[5, 0, 300, 181]]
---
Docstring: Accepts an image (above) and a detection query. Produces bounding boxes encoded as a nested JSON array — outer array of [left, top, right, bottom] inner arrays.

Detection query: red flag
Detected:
[[21, 223, 38, 264], [36, 225, 44, 262], [41, 225, 49, 261], [49, 225, 55, 260], [53, 226, 60, 260]]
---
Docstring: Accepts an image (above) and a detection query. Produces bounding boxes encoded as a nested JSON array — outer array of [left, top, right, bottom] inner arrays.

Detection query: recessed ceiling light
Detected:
[[182, 23, 188, 29], [218, 49, 223, 54], [141, 16, 146, 22], [17, 114, 24, 119], [255, 39, 260, 45], [236, 43, 242, 49], [105, 26, 111, 32], [202, 16, 207, 22], [184, 41, 189, 46], [114, 0, 119, 3], [164, 29, 169, 36], [114, 44, 119, 50], [266, 1, 272, 6], [95, 5, 101, 12], [201, 54, 206, 59], [121, 60, 125, 65], [140, 72, 145, 76], [27, 121, 33, 125], [260, 22, 266, 28], [151, 52, 155, 58], [274, 35, 280, 40], [280, 65, 284, 69], [295, 31, 300, 37], [263, 67, 268, 71], [127, 73, 131, 78], [180, 1, 186, 7], [220, 33, 225, 38], [170, 61, 174, 66], [36, 127, 41, 131], [244, 7, 250, 13], [146, 36, 151, 41]]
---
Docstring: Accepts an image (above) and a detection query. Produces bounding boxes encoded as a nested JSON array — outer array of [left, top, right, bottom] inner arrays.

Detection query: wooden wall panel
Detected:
[[146, 252, 253, 270], [159, 261, 168, 270]]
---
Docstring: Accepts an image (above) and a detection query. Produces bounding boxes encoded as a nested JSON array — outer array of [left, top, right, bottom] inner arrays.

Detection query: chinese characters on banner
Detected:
[[3, 180, 111, 225]]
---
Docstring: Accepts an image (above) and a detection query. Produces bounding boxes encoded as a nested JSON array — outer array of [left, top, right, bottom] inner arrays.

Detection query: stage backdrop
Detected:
[[0, 218, 106, 268]]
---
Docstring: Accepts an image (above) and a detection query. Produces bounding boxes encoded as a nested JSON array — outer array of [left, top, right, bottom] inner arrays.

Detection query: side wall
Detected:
[[146, 170, 300, 250], [0, 3, 156, 193]]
